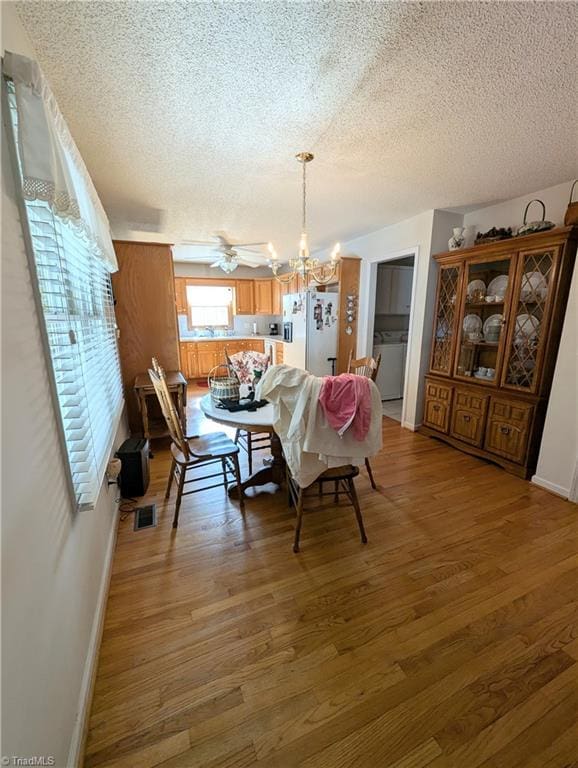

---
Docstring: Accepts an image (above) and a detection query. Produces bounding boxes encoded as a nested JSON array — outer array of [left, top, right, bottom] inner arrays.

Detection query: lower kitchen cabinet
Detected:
[[179, 342, 198, 379], [179, 339, 266, 379]]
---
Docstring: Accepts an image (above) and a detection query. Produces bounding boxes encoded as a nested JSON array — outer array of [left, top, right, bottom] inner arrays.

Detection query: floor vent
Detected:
[[133, 504, 157, 531]]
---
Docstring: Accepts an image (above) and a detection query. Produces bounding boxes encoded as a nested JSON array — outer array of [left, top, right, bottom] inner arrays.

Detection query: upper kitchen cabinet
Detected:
[[174, 277, 188, 314], [271, 279, 282, 315], [376, 265, 413, 314], [254, 279, 273, 314], [235, 280, 255, 314]]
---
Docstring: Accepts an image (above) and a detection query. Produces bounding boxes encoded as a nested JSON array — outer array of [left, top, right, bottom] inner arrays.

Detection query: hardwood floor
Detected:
[[85, 387, 578, 768]]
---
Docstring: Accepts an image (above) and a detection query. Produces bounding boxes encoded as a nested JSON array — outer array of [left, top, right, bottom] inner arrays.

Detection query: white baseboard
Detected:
[[67, 501, 119, 767], [402, 420, 421, 432], [531, 474, 570, 500]]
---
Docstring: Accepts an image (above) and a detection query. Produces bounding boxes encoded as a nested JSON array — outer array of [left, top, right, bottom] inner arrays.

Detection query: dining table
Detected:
[[199, 394, 284, 497]]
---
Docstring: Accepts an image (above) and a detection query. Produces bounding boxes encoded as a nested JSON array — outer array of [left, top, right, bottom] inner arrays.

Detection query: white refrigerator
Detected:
[[282, 291, 339, 376]]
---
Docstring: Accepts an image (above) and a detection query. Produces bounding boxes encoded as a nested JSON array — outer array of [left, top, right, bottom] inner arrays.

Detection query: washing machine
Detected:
[[373, 342, 406, 400]]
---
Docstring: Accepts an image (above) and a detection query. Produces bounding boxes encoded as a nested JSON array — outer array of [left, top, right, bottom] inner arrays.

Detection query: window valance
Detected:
[[3, 51, 118, 272]]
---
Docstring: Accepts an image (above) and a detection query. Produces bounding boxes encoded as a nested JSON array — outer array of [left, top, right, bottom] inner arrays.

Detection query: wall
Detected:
[[463, 181, 577, 498], [173, 261, 273, 279], [374, 260, 414, 334], [177, 312, 281, 339], [331, 208, 463, 428], [1, 6, 128, 765]]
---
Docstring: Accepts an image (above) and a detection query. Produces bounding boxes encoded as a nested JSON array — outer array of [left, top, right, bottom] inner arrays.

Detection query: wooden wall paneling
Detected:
[[337, 257, 361, 374], [112, 241, 180, 432]]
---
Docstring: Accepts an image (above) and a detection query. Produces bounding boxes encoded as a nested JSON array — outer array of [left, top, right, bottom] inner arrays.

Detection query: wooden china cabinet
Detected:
[[421, 226, 577, 478]]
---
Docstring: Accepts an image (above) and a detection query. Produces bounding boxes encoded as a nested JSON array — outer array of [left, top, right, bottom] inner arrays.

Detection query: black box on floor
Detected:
[[116, 438, 150, 497]]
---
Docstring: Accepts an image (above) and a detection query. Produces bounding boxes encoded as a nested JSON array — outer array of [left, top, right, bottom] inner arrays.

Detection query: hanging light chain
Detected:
[[302, 157, 307, 234]]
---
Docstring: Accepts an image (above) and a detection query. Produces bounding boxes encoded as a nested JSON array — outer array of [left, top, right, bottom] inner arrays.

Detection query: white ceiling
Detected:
[[15, 1, 578, 262]]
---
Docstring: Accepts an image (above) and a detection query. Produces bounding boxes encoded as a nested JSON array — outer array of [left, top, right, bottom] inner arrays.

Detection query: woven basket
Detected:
[[208, 364, 240, 404]]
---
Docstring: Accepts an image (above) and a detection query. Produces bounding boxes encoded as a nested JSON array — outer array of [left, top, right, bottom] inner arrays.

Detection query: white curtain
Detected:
[[3, 51, 118, 272]]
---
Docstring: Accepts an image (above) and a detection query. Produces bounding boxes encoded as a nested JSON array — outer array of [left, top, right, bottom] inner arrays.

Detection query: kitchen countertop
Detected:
[[179, 335, 290, 344]]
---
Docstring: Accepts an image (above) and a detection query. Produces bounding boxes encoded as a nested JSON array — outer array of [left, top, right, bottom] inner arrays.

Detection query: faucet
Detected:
[[205, 326, 215, 337]]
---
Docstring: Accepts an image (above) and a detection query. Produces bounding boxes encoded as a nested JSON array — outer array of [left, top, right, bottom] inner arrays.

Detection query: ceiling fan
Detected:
[[172, 233, 268, 273]]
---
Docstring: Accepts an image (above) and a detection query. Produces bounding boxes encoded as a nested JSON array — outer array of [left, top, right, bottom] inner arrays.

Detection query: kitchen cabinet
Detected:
[[376, 265, 413, 315], [179, 338, 266, 378], [422, 226, 577, 478], [275, 342, 284, 364], [179, 342, 199, 379], [271, 279, 282, 315], [235, 280, 255, 314], [175, 277, 188, 314], [112, 241, 179, 432], [254, 279, 273, 314], [196, 342, 222, 376], [280, 273, 305, 296]]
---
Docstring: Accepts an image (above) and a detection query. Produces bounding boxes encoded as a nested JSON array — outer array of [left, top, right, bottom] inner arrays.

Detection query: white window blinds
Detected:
[[5, 73, 123, 509]]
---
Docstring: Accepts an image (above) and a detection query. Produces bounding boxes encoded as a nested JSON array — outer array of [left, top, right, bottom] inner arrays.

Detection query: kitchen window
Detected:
[[187, 285, 233, 329]]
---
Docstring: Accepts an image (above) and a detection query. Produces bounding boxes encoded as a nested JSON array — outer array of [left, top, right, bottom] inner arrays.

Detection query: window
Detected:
[[187, 285, 233, 329], [5, 77, 124, 510]]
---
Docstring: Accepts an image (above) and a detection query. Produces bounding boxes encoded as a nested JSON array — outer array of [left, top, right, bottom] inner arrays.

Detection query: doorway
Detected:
[[372, 255, 415, 422]]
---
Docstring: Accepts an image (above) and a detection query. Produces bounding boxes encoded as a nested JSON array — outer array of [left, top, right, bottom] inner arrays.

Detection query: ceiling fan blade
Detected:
[[235, 246, 266, 254], [179, 240, 219, 246], [234, 242, 268, 248], [237, 253, 265, 264], [175, 252, 218, 261]]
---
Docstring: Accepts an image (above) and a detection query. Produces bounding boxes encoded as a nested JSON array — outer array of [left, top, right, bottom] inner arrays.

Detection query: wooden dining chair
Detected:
[[287, 464, 368, 553], [149, 358, 244, 528], [346, 350, 382, 490], [225, 348, 272, 474]]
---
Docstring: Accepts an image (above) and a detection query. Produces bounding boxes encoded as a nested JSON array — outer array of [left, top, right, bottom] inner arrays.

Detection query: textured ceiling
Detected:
[[14, 0, 578, 260]]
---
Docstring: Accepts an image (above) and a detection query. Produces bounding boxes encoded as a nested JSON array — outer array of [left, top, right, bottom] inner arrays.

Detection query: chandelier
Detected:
[[268, 152, 340, 285]]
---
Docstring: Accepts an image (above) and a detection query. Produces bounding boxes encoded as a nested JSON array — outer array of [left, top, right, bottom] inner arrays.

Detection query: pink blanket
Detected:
[[319, 373, 372, 441]]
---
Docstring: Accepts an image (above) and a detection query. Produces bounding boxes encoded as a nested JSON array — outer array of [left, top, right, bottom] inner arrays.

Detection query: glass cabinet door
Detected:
[[502, 248, 558, 393], [454, 255, 514, 384], [430, 264, 462, 375]]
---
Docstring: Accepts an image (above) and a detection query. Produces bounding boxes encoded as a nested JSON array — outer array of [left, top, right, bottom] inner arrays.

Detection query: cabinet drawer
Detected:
[[450, 388, 488, 447], [484, 397, 533, 464], [423, 379, 453, 433]]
